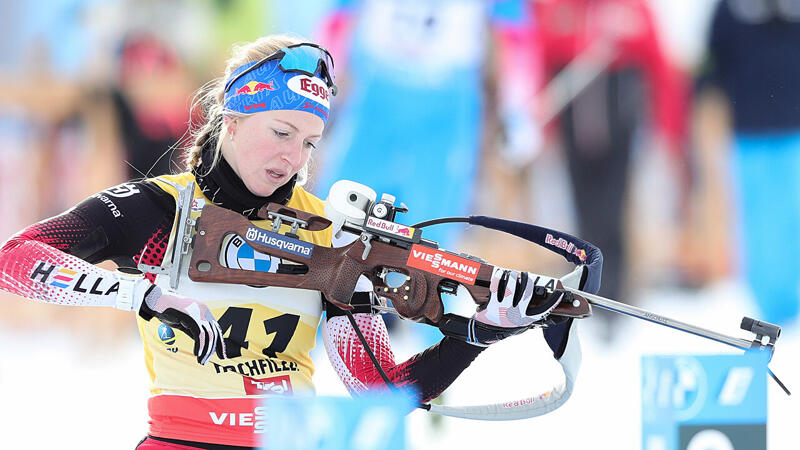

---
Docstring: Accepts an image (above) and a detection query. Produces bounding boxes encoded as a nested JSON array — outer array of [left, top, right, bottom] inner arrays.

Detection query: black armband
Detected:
[[438, 313, 529, 346]]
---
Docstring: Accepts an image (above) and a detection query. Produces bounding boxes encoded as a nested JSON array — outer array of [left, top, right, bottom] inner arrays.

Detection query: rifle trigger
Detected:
[[361, 233, 373, 260]]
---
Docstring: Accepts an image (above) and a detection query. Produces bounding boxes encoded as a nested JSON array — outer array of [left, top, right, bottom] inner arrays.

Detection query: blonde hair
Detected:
[[184, 34, 313, 185]]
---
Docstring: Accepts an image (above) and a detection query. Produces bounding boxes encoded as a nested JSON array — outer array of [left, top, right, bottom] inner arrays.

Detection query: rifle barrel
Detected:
[[565, 288, 759, 352]]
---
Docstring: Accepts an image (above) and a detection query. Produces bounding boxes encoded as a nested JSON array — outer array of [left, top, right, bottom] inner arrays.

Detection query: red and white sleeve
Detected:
[[0, 233, 120, 308]]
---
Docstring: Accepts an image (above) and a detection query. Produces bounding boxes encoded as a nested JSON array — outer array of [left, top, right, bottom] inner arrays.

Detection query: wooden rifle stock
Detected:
[[188, 203, 591, 323]]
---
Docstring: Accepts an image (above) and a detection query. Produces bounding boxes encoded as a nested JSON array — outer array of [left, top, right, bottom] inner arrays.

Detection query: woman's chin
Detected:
[[244, 173, 292, 197], [246, 180, 278, 198]]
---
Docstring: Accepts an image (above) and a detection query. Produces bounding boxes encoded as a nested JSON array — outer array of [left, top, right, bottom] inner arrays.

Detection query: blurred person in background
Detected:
[[0, 0, 97, 236], [0, 34, 569, 449], [314, 0, 543, 249], [699, 0, 800, 325], [311, 0, 545, 361], [0, 0, 133, 335], [533, 0, 688, 335], [109, 32, 195, 178]]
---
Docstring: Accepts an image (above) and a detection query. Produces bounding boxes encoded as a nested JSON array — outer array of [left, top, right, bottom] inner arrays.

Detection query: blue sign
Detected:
[[260, 394, 411, 450], [641, 352, 768, 450]]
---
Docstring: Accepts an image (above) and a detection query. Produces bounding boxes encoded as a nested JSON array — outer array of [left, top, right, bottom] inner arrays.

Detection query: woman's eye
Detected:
[[273, 129, 290, 138], [305, 141, 317, 150]]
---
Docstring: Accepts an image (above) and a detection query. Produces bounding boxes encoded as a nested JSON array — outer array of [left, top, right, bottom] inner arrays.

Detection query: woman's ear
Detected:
[[224, 116, 237, 140]]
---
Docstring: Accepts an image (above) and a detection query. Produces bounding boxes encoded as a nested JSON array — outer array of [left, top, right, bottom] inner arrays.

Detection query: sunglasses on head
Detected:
[[224, 43, 337, 96]]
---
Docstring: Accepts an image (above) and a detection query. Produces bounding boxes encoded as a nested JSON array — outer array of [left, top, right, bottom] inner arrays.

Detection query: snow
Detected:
[[0, 279, 796, 449]]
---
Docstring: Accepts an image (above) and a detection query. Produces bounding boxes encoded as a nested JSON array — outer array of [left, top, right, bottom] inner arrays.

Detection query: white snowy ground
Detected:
[[0, 279, 796, 449]]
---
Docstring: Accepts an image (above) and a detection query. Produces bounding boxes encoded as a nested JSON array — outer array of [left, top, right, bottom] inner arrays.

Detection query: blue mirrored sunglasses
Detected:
[[224, 43, 337, 96]]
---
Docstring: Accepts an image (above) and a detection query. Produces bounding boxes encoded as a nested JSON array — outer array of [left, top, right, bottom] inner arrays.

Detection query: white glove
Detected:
[[475, 267, 563, 328], [139, 285, 226, 365]]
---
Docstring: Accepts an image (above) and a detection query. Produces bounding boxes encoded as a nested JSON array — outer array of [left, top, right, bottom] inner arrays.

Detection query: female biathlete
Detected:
[[0, 35, 564, 449]]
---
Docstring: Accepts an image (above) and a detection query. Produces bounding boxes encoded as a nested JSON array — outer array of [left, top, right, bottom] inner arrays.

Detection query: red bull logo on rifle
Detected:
[[545, 234, 587, 262], [365, 217, 415, 240], [234, 80, 276, 96]]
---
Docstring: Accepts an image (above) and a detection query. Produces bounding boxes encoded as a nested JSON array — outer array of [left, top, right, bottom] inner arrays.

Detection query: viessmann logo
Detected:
[[209, 406, 268, 434], [406, 245, 480, 285]]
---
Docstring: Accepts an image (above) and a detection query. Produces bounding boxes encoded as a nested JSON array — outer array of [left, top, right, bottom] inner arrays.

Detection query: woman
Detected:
[[0, 35, 558, 449]]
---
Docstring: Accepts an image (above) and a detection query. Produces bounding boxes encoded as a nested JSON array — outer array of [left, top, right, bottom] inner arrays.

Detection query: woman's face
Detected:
[[223, 110, 324, 197]]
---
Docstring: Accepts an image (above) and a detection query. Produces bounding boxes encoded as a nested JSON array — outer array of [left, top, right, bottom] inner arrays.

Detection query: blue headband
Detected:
[[223, 59, 331, 124]]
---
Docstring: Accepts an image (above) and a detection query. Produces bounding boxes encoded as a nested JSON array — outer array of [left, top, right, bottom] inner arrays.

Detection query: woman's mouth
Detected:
[[266, 169, 286, 182]]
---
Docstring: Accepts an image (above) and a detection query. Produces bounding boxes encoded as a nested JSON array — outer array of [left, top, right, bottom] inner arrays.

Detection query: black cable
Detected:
[[410, 216, 470, 229], [343, 310, 430, 410], [344, 310, 397, 391]]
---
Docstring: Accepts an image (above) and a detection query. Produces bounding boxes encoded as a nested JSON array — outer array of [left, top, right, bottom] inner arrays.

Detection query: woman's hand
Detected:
[[474, 267, 563, 329], [139, 286, 226, 365]]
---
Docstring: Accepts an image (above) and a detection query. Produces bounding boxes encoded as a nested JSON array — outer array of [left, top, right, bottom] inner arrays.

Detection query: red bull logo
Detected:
[[545, 234, 588, 262], [234, 80, 276, 96], [365, 217, 415, 240]]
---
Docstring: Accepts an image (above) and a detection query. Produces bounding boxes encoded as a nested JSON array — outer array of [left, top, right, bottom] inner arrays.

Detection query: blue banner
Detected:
[[260, 394, 412, 450], [641, 352, 769, 450]]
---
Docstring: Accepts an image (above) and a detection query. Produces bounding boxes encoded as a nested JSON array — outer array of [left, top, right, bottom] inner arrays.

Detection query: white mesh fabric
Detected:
[[322, 313, 396, 394]]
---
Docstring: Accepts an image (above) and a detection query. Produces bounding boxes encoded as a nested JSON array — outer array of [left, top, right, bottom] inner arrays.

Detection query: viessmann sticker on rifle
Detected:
[[406, 245, 480, 285], [245, 227, 313, 259]]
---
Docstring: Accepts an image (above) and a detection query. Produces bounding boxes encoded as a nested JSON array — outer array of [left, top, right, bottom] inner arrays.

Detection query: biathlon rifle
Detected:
[[186, 180, 594, 325], [159, 180, 789, 419]]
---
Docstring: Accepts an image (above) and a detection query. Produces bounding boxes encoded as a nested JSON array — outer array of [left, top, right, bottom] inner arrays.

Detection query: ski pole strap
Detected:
[[468, 216, 603, 295], [438, 313, 530, 346]]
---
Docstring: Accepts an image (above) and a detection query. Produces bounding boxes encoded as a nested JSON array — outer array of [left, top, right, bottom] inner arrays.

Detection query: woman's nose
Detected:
[[280, 140, 304, 168]]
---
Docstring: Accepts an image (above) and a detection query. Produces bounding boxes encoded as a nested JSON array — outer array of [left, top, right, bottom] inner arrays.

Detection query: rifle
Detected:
[[155, 180, 789, 420]]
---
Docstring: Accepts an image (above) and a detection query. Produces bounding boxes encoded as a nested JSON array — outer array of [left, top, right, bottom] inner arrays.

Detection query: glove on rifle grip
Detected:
[[525, 286, 568, 317]]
